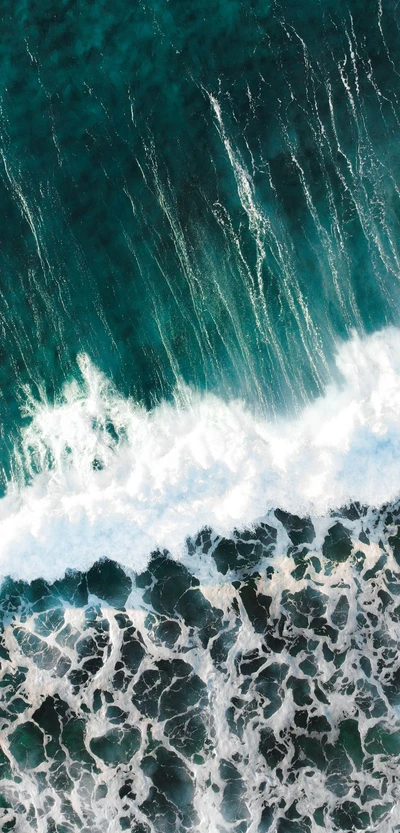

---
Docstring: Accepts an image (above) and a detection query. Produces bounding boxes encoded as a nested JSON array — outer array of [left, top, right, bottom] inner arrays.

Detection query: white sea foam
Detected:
[[2, 326, 400, 582]]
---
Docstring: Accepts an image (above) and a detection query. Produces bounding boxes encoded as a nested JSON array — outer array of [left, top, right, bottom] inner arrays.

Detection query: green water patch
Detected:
[[141, 747, 197, 832], [9, 722, 45, 770], [137, 553, 223, 647], [132, 658, 210, 758], [220, 758, 250, 826], [322, 523, 353, 563], [213, 524, 277, 576], [274, 511, 315, 547], [87, 559, 132, 608], [238, 577, 272, 634], [90, 727, 140, 766]]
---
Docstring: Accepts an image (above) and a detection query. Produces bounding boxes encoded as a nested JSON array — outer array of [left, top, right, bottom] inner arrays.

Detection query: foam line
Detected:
[[2, 327, 400, 582]]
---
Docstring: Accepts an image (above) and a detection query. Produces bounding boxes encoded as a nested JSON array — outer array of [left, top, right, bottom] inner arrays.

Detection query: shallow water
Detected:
[[2, 505, 400, 831]]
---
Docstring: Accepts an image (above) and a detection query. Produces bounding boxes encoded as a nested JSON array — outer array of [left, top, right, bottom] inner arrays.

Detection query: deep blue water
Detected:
[[2, 0, 400, 831]]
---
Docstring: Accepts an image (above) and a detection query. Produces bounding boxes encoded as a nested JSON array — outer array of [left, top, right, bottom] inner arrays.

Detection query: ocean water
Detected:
[[2, 0, 400, 830]]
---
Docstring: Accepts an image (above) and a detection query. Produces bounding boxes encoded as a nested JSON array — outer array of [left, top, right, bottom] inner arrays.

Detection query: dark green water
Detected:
[[1, 0, 400, 476]]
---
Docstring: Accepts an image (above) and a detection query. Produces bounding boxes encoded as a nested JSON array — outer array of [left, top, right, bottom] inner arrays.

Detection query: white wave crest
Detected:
[[2, 327, 400, 582]]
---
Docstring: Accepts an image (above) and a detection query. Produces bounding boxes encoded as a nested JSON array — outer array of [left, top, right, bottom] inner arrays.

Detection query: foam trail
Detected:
[[2, 326, 400, 583]]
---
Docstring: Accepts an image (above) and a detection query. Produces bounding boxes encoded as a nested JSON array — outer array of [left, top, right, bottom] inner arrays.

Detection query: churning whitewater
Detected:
[[2, 327, 400, 583]]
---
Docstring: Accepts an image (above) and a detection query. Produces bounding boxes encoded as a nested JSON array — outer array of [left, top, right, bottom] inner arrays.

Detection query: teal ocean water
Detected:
[[2, 0, 400, 830]]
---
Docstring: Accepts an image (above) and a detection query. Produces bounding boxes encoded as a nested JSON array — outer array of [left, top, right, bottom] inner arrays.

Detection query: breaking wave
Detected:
[[2, 326, 400, 583]]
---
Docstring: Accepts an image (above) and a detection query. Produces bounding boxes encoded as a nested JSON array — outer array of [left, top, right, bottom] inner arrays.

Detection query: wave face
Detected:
[[2, 0, 400, 830]]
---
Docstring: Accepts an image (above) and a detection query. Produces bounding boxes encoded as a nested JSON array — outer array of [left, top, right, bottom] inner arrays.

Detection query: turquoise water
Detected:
[[1, 0, 400, 830], [0, 0, 400, 460]]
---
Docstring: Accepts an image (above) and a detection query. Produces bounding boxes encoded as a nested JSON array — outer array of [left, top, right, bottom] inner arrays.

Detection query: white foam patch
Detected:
[[2, 326, 400, 582]]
